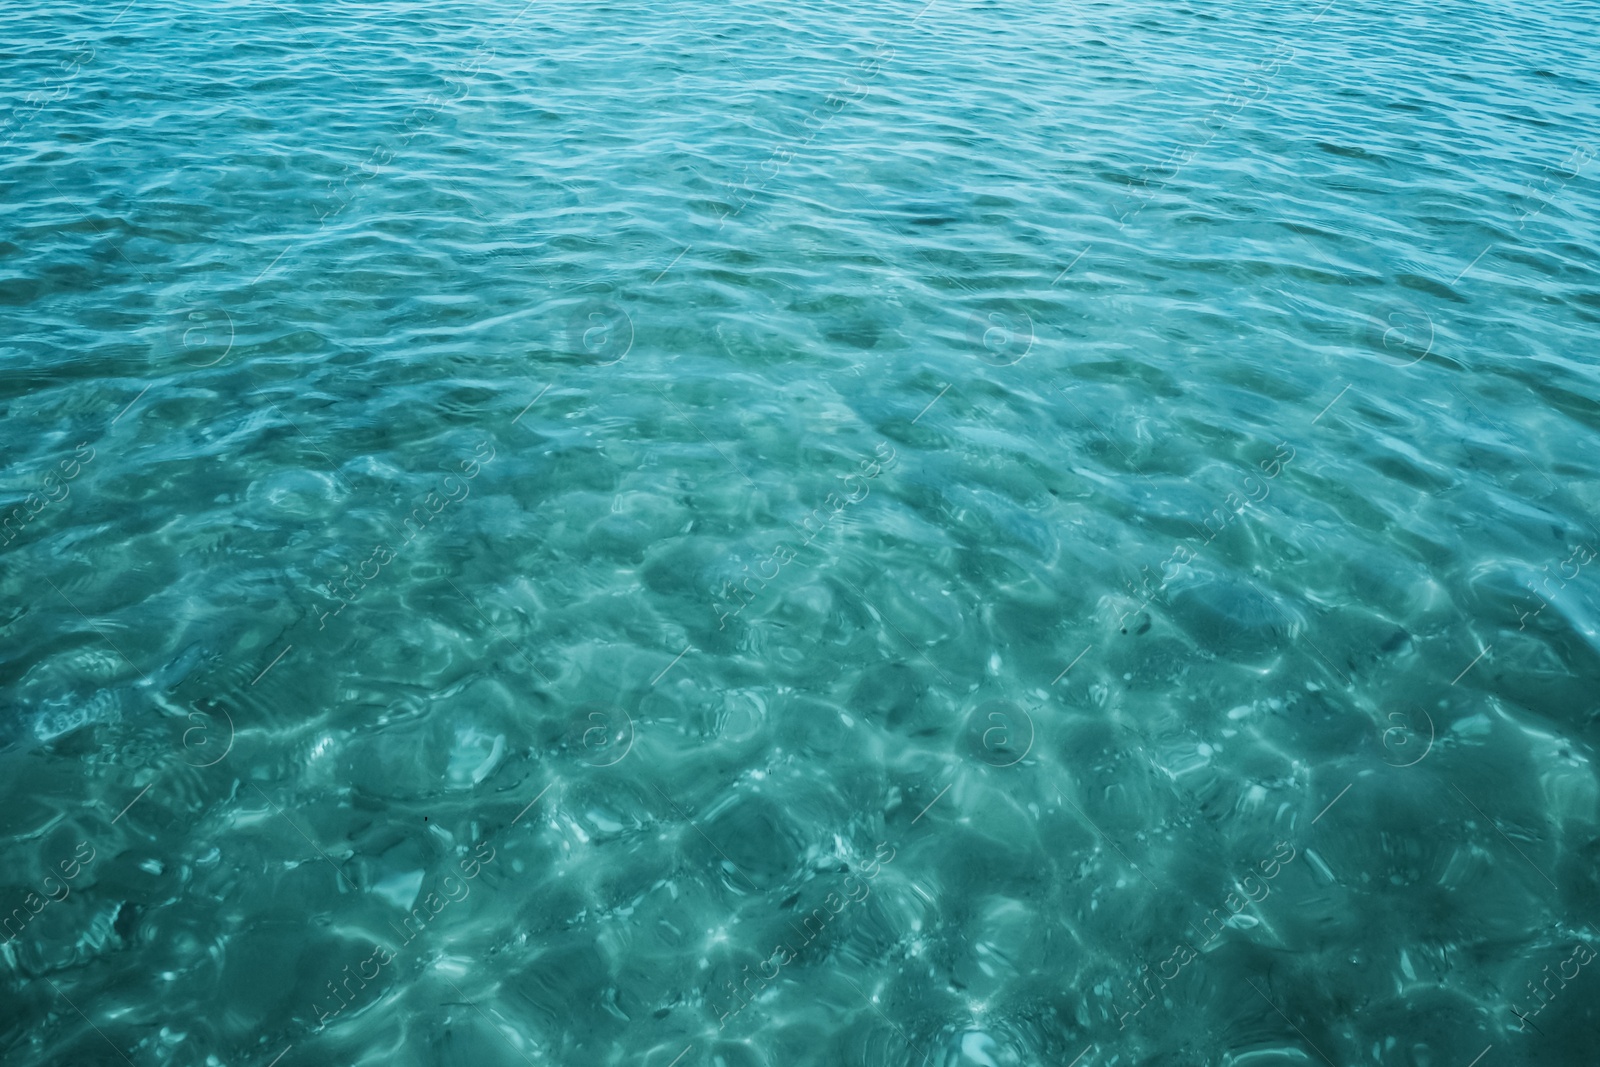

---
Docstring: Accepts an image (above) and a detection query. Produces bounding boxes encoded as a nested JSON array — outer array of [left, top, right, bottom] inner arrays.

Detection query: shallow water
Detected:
[[4, 0, 1600, 1064]]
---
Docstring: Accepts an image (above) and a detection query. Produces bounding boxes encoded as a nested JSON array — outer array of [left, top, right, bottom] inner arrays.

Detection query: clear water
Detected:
[[4, 0, 1600, 1064]]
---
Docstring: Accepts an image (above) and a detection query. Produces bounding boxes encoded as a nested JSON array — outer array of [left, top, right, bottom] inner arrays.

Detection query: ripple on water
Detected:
[[5, 0, 1600, 1064]]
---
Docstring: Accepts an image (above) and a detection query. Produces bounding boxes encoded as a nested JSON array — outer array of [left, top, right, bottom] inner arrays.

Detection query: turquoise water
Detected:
[[4, 0, 1600, 1063]]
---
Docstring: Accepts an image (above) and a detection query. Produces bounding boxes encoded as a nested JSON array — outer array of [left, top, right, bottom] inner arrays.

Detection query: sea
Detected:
[[3, 0, 1600, 1065]]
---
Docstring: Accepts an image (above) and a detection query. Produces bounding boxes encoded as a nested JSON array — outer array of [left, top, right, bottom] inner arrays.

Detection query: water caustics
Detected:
[[3, 0, 1600, 1065]]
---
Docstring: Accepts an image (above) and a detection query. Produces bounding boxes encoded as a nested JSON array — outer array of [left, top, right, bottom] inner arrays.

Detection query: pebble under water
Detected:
[[4, 1, 1600, 1065]]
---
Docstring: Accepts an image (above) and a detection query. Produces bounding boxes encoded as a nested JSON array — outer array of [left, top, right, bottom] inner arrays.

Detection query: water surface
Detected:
[[4, 1, 1600, 1065]]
